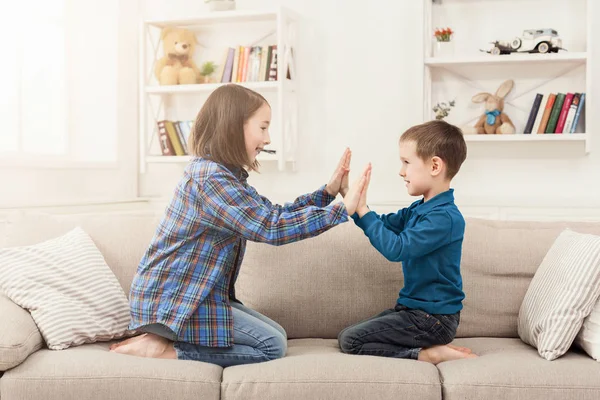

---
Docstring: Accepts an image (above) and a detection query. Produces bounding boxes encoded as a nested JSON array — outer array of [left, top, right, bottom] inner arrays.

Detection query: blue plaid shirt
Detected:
[[129, 157, 348, 347]]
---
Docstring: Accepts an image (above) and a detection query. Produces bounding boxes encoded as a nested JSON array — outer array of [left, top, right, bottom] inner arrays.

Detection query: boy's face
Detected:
[[244, 103, 271, 164], [398, 140, 434, 197]]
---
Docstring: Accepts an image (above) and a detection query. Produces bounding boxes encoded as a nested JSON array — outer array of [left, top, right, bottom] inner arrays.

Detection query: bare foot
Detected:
[[109, 333, 147, 351], [447, 344, 473, 354], [110, 333, 176, 359], [418, 345, 478, 364]]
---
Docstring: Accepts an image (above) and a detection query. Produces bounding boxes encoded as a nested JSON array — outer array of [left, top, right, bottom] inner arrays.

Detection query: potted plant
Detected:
[[204, 0, 236, 12], [432, 100, 455, 120], [433, 27, 454, 57], [199, 61, 217, 83]]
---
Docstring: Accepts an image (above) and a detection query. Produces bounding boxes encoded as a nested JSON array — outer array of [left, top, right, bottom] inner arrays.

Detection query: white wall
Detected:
[[139, 0, 600, 212]]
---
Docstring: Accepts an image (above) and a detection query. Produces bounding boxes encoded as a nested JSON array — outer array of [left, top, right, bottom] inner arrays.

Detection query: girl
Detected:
[[110, 84, 367, 367]]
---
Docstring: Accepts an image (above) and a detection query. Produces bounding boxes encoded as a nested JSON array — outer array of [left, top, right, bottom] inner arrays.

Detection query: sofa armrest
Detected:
[[0, 294, 44, 371]]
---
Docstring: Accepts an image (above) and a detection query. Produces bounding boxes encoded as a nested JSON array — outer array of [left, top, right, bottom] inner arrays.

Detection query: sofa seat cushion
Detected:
[[439, 338, 600, 400], [221, 339, 441, 400], [0, 342, 222, 400]]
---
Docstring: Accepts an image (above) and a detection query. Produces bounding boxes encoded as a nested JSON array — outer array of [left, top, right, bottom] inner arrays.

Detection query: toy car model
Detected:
[[484, 29, 564, 55]]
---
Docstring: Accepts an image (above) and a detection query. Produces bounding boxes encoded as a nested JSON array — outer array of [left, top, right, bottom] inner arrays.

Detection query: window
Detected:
[[0, 0, 118, 166]]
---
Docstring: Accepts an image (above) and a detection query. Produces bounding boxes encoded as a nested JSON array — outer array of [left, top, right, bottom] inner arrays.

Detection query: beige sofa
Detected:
[[2, 210, 600, 400]]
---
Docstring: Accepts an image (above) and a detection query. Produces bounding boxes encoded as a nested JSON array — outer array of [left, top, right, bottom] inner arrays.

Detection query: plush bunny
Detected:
[[464, 79, 516, 134]]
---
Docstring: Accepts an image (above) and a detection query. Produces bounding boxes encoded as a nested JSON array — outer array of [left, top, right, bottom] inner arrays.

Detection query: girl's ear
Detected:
[[472, 93, 491, 103], [431, 156, 444, 177]]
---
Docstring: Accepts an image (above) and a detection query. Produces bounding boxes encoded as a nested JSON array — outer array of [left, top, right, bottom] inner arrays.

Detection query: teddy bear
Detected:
[[463, 79, 516, 134], [155, 28, 200, 85]]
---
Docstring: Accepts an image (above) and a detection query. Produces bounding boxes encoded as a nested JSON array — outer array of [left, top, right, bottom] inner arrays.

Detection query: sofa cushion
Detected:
[[0, 342, 222, 400], [5, 211, 161, 294], [439, 337, 600, 400], [237, 222, 401, 339], [518, 229, 600, 360], [576, 295, 600, 361], [457, 218, 600, 338], [221, 338, 441, 400], [0, 228, 132, 350], [0, 294, 43, 371]]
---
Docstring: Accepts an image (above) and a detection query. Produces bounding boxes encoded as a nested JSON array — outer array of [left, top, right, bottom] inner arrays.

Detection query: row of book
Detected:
[[524, 92, 586, 134], [216, 45, 278, 83], [157, 120, 194, 156]]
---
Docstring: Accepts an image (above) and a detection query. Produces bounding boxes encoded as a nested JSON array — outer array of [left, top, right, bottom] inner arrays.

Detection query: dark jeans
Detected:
[[338, 304, 460, 360]]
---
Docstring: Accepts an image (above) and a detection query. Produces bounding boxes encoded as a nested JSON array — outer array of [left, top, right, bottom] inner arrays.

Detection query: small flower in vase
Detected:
[[433, 27, 454, 57], [434, 27, 454, 42], [432, 100, 455, 120]]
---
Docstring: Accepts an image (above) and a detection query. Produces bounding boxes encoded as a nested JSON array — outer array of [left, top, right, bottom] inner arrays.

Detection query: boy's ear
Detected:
[[430, 156, 444, 177]]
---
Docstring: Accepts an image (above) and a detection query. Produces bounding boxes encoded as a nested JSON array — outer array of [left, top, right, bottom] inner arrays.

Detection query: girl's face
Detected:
[[244, 103, 272, 164]]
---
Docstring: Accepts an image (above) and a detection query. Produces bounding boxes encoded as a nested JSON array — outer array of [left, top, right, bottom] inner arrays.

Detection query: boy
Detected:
[[338, 120, 477, 364]]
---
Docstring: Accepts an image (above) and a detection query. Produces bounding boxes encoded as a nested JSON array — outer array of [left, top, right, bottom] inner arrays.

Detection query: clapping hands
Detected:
[[343, 163, 371, 216]]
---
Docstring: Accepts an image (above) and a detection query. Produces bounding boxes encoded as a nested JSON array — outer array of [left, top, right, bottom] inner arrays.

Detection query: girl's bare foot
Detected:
[[110, 333, 176, 359], [447, 344, 473, 354], [109, 333, 147, 351], [418, 345, 478, 364]]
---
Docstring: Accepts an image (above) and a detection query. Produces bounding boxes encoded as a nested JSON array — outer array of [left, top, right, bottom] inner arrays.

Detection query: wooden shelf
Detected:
[[145, 80, 294, 95], [425, 52, 587, 67], [145, 10, 278, 28], [464, 133, 587, 142]]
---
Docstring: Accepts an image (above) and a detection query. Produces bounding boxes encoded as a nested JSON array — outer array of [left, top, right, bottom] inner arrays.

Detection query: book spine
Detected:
[[524, 93, 543, 134], [157, 120, 175, 156], [545, 93, 565, 133], [537, 93, 556, 134], [570, 93, 586, 133], [563, 93, 580, 134], [268, 45, 278, 81], [165, 121, 185, 156], [554, 92, 574, 133], [221, 47, 235, 83], [531, 93, 548, 134]]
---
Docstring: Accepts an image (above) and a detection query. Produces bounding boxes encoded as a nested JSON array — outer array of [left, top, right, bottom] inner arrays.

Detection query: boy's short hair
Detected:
[[399, 120, 467, 180], [190, 84, 268, 171]]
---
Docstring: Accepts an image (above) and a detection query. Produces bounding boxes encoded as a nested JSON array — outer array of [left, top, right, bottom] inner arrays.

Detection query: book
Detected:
[[174, 121, 188, 154], [221, 47, 235, 83], [554, 92, 574, 133], [524, 93, 543, 134], [563, 93, 580, 133], [537, 93, 556, 133], [258, 46, 269, 82], [231, 47, 240, 83], [531, 93, 549, 134], [545, 93, 565, 133], [570, 93, 586, 133], [268, 45, 278, 81], [156, 120, 175, 156], [164, 121, 185, 155]]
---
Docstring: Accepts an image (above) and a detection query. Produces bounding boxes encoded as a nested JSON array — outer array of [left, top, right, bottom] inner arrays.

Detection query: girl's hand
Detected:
[[342, 163, 369, 215], [325, 148, 351, 197], [356, 164, 372, 217]]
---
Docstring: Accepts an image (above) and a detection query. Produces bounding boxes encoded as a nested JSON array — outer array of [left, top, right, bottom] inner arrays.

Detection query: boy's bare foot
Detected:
[[447, 344, 473, 354], [109, 333, 147, 351], [110, 333, 177, 359], [418, 345, 478, 364]]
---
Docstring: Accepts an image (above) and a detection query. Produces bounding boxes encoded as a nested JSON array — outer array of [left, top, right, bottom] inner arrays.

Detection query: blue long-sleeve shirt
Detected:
[[352, 189, 465, 314]]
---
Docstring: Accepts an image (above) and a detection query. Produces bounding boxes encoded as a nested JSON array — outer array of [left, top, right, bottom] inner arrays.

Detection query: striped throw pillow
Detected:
[[518, 229, 600, 360], [0, 227, 131, 350]]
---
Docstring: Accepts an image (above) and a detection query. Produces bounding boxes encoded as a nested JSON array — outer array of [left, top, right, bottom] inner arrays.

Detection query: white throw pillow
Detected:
[[518, 229, 600, 361], [0, 227, 131, 350], [575, 296, 600, 361]]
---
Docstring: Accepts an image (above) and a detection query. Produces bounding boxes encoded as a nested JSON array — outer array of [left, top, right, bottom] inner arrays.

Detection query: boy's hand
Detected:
[[342, 163, 369, 215], [356, 164, 372, 217], [325, 148, 351, 197]]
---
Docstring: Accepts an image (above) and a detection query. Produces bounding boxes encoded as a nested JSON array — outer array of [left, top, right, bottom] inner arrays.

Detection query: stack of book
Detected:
[[216, 45, 278, 83], [157, 120, 194, 156], [523, 92, 586, 134]]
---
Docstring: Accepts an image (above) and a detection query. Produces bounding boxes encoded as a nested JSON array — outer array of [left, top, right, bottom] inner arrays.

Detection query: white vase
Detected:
[[208, 0, 236, 11], [434, 41, 454, 58]]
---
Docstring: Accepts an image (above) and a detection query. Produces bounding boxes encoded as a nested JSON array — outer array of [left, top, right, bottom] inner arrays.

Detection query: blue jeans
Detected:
[[173, 302, 287, 367], [338, 304, 460, 360]]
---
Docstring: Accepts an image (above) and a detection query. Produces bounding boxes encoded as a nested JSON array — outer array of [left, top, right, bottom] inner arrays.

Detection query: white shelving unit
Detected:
[[139, 7, 299, 173], [422, 0, 592, 153]]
